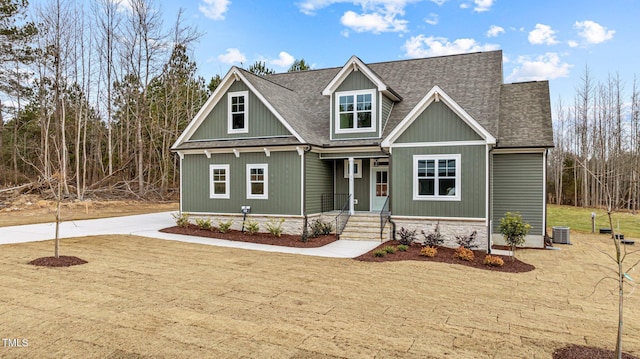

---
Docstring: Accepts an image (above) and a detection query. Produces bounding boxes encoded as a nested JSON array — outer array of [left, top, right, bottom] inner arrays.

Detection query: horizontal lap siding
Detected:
[[391, 146, 486, 218], [491, 153, 544, 235], [182, 151, 301, 215], [305, 152, 333, 214]]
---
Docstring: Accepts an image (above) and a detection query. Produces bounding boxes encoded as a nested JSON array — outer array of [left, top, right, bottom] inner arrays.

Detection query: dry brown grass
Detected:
[[0, 196, 177, 227], [1, 232, 639, 358]]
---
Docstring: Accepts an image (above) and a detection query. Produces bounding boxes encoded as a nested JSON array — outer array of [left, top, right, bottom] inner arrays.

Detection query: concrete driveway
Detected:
[[0, 212, 381, 258]]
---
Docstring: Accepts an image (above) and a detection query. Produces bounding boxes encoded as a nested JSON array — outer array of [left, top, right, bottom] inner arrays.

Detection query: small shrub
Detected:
[[483, 255, 504, 267], [373, 249, 386, 257], [397, 244, 409, 252], [172, 212, 190, 228], [455, 230, 478, 249], [498, 212, 531, 261], [397, 227, 418, 245], [195, 217, 212, 230], [420, 246, 437, 257], [244, 219, 259, 235], [218, 220, 233, 233], [421, 223, 444, 248], [383, 246, 396, 254], [266, 218, 285, 237], [310, 218, 333, 238], [454, 246, 475, 261]]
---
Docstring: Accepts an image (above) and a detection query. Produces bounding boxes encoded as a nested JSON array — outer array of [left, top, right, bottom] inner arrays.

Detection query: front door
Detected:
[[371, 167, 388, 211]]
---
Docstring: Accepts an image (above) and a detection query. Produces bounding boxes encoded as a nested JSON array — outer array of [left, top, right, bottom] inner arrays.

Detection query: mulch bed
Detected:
[[553, 344, 639, 359], [355, 240, 535, 273], [160, 224, 337, 248], [28, 256, 88, 267]]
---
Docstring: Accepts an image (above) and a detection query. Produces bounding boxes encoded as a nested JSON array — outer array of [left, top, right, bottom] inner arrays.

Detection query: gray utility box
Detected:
[[552, 226, 571, 244]]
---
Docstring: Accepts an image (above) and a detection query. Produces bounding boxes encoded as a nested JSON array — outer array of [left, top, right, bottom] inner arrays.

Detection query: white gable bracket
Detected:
[[263, 148, 270, 157], [233, 149, 240, 158]]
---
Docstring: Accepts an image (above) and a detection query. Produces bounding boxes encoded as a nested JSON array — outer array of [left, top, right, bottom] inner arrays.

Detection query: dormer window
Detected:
[[335, 89, 376, 133], [228, 91, 248, 133]]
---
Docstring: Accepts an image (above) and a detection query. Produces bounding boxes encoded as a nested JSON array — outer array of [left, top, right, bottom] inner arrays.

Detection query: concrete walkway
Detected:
[[0, 212, 382, 258]]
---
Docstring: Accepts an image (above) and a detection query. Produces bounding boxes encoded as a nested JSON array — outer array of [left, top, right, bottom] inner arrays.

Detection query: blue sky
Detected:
[[164, 0, 636, 107]]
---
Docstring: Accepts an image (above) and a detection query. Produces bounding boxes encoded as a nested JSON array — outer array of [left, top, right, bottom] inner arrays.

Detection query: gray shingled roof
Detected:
[[499, 81, 554, 148]]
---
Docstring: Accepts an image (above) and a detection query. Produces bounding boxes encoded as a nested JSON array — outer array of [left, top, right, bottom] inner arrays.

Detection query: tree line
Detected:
[[0, 0, 308, 200], [548, 67, 640, 213]]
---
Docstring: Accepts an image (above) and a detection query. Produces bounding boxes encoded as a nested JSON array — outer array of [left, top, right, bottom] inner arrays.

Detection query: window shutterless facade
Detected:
[[228, 91, 248, 133], [413, 154, 461, 201], [246, 164, 268, 199], [335, 89, 376, 133], [209, 164, 230, 199]]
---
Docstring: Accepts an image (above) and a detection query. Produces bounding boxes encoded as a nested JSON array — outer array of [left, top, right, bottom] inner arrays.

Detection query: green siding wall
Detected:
[[381, 95, 394, 131], [491, 153, 544, 236], [191, 81, 291, 140], [335, 159, 371, 211], [181, 151, 301, 215], [332, 71, 380, 140], [305, 152, 333, 214], [391, 145, 486, 218], [395, 101, 483, 143]]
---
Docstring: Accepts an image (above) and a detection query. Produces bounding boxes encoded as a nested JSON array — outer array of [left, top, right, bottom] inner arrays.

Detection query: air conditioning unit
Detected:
[[552, 226, 570, 244]]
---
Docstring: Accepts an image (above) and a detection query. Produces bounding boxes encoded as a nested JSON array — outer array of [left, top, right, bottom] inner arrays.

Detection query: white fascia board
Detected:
[[172, 68, 239, 149], [234, 71, 305, 143], [321, 56, 400, 101], [492, 147, 547, 154], [178, 146, 304, 157], [381, 85, 497, 147]]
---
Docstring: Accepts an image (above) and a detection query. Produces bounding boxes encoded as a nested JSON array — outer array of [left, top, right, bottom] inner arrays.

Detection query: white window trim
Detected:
[[343, 159, 363, 178], [413, 154, 461, 201], [227, 91, 249, 134], [209, 164, 230, 199], [334, 89, 377, 134], [246, 163, 268, 199]]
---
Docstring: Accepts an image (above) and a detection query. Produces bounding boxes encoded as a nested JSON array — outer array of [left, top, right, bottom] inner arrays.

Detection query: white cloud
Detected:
[[473, 0, 494, 12], [459, 3, 469, 9], [528, 24, 558, 45], [218, 48, 246, 64], [574, 20, 615, 44], [568, 40, 579, 48], [271, 51, 295, 68], [403, 35, 499, 58], [425, 13, 438, 25], [486, 25, 504, 38], [199, 0, 230, 21], [430, 0, 447, 5], [341, 10, 408, 33], [506, 53, 572, 82]]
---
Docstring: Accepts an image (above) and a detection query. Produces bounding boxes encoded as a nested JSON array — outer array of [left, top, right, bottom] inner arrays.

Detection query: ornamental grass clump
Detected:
[[498, 212, 531, 261], [483, 255, 504, 267], [397, 244, 409, 252], [383, 246, 396, 254], [420, 246, 437, 257], [454, 246, 475, 261], [373, 249, 386, 257]]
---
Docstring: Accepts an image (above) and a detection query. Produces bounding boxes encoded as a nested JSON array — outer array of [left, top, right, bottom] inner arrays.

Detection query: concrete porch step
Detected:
[[339, 214, 391, 241]]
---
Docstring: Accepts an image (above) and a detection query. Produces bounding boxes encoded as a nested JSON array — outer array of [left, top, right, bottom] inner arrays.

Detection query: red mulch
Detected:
[[28, 256, 87, 267], [553, 344, 639, 359], [355, 240, 535, 273], [160, 224, 337, 248]]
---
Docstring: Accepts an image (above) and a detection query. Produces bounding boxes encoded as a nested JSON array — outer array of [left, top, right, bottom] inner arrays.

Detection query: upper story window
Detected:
[[335, 89, 376, 133], [228, 91, 248, 133], [413, 154, 461, 201]]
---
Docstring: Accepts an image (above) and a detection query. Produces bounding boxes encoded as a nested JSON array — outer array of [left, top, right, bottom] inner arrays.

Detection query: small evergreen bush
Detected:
[[498, 212, 531, 261], [245, 219, 259, 235], [266, 218, 285, 237], [483, 255, 504, 267], [172, 212, 190, 228], [195, 217, 212, 230], [310, 218, 333, 237], [218, 220, 233, 233]]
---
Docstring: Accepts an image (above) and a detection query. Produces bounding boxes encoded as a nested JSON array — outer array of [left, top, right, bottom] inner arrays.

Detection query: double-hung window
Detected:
[[228, 91, 248, 133], [209, 164, 230, 199], [335, 89, 376, 133], [246, 164, 268, 199], [413, 154, 461, 201]]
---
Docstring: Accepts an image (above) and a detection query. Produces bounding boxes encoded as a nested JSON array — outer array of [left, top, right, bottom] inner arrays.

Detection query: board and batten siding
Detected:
[[332, 70, 379, 140], [491, 153, 544, 236], [190, 81, 292, 140], [181, 151, 301, 215], [381, 95, 394, 131], [391, 145, 486, 218], [395, 101, 483, 143], [335, 158, 371, 212], [304, 152, 333, 214]]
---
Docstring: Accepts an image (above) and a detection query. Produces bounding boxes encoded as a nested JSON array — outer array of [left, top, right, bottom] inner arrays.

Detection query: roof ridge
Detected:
[[237, 67, 297, 92]]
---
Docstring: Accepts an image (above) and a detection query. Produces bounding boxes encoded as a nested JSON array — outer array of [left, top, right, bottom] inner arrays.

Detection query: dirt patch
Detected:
[[355, 240, 535, 273], [161, 224, 337, 248], [553, 344, 639, 359], [28, 256, 88, 267]]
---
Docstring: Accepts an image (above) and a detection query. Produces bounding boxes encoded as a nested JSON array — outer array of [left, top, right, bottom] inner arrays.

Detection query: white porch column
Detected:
[[348, 157, 355, 215]]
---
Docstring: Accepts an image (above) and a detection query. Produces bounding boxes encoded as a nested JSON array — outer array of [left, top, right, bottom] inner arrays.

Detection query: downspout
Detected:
[[380, 145, 396, 241], [487, 142, 496, 254], [301, 145, 312, 235]]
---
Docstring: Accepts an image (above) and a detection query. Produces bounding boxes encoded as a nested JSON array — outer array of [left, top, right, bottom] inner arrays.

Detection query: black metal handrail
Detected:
[[321, 193, 349, 213], [379, 196, 390, 241], [335, 194, 351, 237]]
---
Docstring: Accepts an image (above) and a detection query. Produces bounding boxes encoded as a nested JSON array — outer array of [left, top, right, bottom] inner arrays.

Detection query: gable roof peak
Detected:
[[321, 55, 402, 101]]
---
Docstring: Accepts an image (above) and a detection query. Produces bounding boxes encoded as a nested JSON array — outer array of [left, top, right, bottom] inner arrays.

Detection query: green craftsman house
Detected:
[[172, 50, 553, 250]]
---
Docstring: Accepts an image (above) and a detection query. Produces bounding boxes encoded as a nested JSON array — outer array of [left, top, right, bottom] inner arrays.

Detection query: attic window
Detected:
[[335, 89, 376, 133], [228, 91, 248, 133]]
